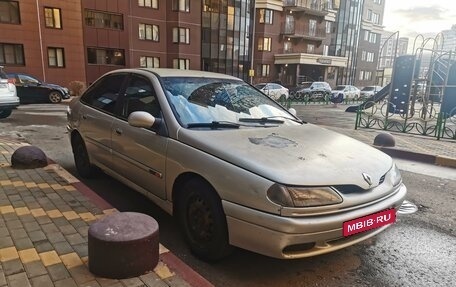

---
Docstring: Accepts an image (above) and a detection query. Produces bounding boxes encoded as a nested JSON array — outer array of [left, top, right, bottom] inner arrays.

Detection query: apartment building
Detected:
[[0, 0, 86, 86], [253, 0, 347, 88], [0, 0, 383, 88]]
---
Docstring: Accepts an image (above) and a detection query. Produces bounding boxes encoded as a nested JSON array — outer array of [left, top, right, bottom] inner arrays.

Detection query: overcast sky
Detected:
[[383, 0, 456, 40]]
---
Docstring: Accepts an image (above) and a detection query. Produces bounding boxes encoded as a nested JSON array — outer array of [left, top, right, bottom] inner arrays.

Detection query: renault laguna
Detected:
[[67, 68, 407, 261]]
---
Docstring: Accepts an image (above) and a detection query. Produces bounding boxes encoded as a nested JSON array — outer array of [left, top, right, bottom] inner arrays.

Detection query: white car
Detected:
[[0, 66, 19, 119], [67, 68, 406, 261], [331, 85, 361, 101], [255, 83, 289, 101], [360, 86, 383, 99]]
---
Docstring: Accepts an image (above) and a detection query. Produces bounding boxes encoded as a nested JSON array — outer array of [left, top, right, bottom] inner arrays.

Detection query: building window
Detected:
[[309, 19, 317, 37], [307, 44, 315, 54], [373, 0, 382, 4], [261, 64, 270, 77], [44, 7, 62, 29], [284, 41, 292, 53], [325, 21, 331, 34], [366, 9, 372, 21], [48, 47, 65, 67], [372, 12, 379, 24], [323, 45, 329, 56], [258, 37, 271, 51], [172, 27, 190, 44], [258, 9, 273, 24], [173, 58, 189, 70], [172, 0, 189, 12], [367, 52, 375, 62], [359, 71, 372, 81], [84, 9, 123, 30], [87, 48, 125, 65], [0, 43, 24, 65], [140, 56, 160, 68], [139, 23, 159, 41], [0, 0, 20, 24], [369, 33, 377, 43], [361, 51, 367, 61], [138, 0, 158, 9]]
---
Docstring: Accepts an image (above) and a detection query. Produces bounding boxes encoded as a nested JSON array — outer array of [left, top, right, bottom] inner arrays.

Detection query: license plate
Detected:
[[343, 209, 396, 237]]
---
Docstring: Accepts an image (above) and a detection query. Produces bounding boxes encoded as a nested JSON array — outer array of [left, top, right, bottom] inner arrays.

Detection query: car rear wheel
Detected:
[[72, 134, 98, 178], [176, 178, 233, 262], [0, 109, 12, 119], [49, 91, 62, 103]]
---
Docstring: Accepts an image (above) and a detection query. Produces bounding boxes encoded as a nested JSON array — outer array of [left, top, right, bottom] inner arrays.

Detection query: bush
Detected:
[[68, 81, 87, 97]]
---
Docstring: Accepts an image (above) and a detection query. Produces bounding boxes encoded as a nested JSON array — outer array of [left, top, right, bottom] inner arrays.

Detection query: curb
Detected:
[[377, 146, 456, 168]]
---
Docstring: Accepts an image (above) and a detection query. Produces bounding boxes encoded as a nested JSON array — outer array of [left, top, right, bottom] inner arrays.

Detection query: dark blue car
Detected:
[[7, 73, 70, 104]]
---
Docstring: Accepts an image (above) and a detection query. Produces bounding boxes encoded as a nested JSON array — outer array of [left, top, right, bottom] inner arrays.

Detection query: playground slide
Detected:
[[345, 83, 391, 113]]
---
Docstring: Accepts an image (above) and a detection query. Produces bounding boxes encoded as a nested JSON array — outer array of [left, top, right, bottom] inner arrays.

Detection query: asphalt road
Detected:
[[1, 103, 455, 286]]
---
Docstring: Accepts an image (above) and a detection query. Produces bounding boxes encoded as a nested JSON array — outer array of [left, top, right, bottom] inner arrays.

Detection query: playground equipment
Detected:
[[349, 35, 456, 140]]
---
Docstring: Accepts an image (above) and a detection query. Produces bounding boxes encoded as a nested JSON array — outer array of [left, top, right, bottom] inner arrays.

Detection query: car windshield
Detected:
[[254, 84, 266, 89], [299, 82, 312, 88], [362, 87, 375, 91], [162, 77, 299, 127], [334, 85, 346, 90]]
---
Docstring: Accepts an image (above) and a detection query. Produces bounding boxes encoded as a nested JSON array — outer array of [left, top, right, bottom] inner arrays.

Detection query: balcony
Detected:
[[283, 0, 330, 16], [281, 22, 326, 41]]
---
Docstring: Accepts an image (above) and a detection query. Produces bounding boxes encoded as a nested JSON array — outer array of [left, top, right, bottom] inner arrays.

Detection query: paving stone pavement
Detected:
[[0, 139, 213, 287]]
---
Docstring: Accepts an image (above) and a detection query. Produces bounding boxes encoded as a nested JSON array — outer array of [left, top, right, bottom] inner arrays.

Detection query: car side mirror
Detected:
[[288, 108, 297, 116], [128, 111, 162, 132]]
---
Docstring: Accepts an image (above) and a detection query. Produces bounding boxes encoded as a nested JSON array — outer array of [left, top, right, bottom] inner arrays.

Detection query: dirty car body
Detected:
[[67, 68, 407, 260]]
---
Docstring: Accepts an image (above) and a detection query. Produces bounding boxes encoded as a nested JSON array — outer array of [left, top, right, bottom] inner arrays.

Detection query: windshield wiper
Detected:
[[186, 121, 240, 129], [239, 116, 303, 124]]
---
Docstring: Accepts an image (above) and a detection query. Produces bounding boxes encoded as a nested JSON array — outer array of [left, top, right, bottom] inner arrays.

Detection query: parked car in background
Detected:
[[360, 86, 383, 99], [67, 68, 406, 261], [291, 81, 331, 101], [0, 67, 19, 119], [254, 82, 289, 101], [7, 73, 70, 104], [331, 85, 361, 101]]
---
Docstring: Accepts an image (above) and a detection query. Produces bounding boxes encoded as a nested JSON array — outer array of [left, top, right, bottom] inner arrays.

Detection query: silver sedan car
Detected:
[[67, 68, 406, 261]]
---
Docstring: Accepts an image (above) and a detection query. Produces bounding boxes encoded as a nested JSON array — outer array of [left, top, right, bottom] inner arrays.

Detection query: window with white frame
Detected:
[[138, 0, 158, 9], [173, 58, 189, 69], [139, 23, 159, 41], [258, 37, 271, 51], [309, 19, 317, 37], [48, 47, 64, 67], [373, 0, 382, 4], [369, 32, 377, 43], [366, 9, 372, 21], [323, 45, 329, 56], [361, 51, 367, 61], [307, 44, 315, 54], [372, 12, 379, 24], [173, 27, 190, 44], [367, 52, 375, 62], [140, 56, 159, 68]]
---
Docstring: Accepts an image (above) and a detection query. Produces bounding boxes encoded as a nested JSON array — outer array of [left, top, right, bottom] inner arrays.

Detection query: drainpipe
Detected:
[[35, 0, 46, 81], [249, 1, 256, 84]]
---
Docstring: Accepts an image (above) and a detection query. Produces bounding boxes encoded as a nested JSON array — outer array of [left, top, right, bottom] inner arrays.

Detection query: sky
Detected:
[[383, 0, 456, 41]]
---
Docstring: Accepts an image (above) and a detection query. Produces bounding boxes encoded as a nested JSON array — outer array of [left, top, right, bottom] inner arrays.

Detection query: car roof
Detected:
[[108, 68, 241, 80]]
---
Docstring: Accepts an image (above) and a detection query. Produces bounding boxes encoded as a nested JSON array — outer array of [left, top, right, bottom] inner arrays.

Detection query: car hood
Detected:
[[41, 82, 68, 91], [177, 124, 392, 188]]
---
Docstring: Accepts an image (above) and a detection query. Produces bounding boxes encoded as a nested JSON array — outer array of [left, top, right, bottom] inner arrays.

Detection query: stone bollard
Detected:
[[88, 212, 159, 279], [11, 146, 48, 169], [373, 132, 395, 147]]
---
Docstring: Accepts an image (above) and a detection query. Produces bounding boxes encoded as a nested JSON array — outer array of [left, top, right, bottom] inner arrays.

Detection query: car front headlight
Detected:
[[267, 184, 343, 207], [389, 163, 402, 187]]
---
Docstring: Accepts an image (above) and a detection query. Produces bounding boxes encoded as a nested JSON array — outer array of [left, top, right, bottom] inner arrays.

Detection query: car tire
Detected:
[[0, 109, 12, 119], [49, 91, 63, 103], [176, 178, 233, 262], [72, 134, 99, 178]]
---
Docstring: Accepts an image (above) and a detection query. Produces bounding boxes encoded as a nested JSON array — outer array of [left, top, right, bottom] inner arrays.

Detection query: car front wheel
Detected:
[[49, 91, 63, 103], [176, 178, 233, 262], [0, 109, 12, 119]]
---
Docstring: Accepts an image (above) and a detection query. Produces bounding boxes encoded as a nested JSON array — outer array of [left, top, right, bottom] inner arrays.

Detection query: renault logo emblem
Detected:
[[362, 173, 373, 186]]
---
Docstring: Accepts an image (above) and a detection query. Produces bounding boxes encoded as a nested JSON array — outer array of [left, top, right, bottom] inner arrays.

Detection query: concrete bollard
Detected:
[[11, 145, 48, 169], [373, 132, 396, 147]]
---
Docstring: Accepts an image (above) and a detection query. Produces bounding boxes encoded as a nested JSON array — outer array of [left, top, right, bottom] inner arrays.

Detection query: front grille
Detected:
[[334, 185, 366, 194]]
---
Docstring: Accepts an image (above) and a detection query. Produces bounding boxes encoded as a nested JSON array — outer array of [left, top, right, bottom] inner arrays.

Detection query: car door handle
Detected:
[[82, 114, 87, 120], [115, 128, 123, 135]]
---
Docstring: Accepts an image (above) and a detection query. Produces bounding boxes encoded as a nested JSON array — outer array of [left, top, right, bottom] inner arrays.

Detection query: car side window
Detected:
[[80, 73, 126, 114], [120, 75, 161, 119]]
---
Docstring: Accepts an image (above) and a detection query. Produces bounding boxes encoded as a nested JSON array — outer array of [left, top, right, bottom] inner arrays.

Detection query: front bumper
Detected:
[[224, 183, 407, 259]]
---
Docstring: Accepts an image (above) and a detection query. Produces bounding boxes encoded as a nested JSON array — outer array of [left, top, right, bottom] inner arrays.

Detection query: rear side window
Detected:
[[81, 73, 126, 114]]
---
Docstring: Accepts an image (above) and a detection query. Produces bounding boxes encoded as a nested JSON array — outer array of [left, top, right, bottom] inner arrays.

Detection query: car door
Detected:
[[110, 73, 168, 199], [14, 74, 47, 103], [77, 73, 127, 168]]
